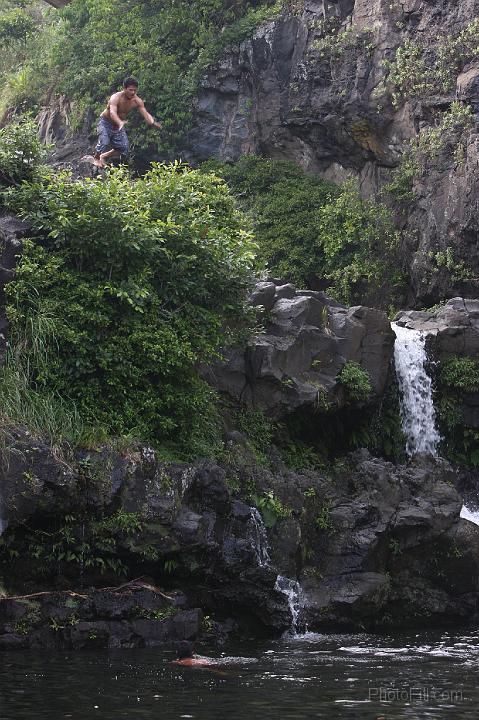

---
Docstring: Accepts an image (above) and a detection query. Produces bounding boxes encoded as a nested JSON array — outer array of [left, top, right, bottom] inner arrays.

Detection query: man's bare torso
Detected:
[[101, 91, 142, 122]]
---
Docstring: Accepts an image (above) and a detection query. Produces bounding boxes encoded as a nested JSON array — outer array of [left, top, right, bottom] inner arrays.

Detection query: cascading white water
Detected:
[[460, 505, 479, 526], [247, 507, 270, 567], [275, 575, 302, 635], [392, 323, 441, 456]]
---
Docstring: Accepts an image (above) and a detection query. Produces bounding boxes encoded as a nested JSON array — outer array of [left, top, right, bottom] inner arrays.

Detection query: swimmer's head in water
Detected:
[[176, 641, 194, 660]]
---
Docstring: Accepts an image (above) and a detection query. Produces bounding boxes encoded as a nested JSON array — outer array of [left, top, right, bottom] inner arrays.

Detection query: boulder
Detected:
[[209, 280, 394, 416]]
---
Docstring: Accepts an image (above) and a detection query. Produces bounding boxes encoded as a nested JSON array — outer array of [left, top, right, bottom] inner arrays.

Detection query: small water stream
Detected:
[[274, 575, 302, 635], [247, 507, 270, 568]]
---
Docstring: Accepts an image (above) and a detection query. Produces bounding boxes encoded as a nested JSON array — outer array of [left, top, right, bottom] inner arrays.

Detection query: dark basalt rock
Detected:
[[0, 583, 203, 651], [207, 279, 394, 417], [298, 452, 479, 631], [1, 435, 479, 643]]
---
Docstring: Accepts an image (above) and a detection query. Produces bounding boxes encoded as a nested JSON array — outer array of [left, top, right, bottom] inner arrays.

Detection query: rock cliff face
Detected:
[[1, 433, 477, 648], [182, 0, 479, 305]]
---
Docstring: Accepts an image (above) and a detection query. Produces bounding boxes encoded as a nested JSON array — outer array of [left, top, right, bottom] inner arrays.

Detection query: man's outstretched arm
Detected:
[[137, 98, 162, 128]]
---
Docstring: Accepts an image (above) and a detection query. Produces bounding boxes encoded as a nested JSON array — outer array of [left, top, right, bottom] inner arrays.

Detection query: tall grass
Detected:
[[0, 306, 106, 463]]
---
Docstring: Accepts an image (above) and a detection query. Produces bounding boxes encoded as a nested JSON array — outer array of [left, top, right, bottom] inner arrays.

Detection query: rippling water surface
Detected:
[[1, 628, 479, 719]]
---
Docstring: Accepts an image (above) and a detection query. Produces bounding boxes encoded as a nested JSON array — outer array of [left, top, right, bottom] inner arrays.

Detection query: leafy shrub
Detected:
[[3, 163, 256, 455], [384, 20, 479, 106], [236, 408, 274, 460], [435, 355, 479, 467], [204, 156, 401, 304], [251, 490, 292, 528], [0, 7, 36, 44], [338, 361, 372, 403], [440, 356, 479, 393], [314, 500, 333, 531], [0, 117, 46, 187]]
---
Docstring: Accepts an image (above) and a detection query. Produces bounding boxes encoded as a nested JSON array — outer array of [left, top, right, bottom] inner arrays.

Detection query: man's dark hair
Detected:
[[123, 76, 139, 88], [176, 641, 194, 660]]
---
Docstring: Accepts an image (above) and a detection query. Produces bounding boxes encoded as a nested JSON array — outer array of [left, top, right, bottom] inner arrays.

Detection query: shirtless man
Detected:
[[92, 76, 161, 168]]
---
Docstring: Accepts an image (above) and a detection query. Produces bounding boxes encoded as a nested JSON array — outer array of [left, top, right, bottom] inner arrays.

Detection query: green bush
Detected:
[[0, 7, 35, 43], [440, 356, 479, 393], [384, 20, 479, 106], [338, 361, 372, 403], [251, 490, 292, 528], [204, 156, 401, 304], [2, 163, 256, 455], [0, 117, 46, 187], [435, 355, 479, 467]]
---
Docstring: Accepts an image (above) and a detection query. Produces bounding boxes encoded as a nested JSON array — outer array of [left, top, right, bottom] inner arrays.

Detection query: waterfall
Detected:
[[392, 323, 441, 456], [275, 575, 302, 635], [460, 505, 479, 526], [0, 496, 5, 537], [247, 507, 270, 567]]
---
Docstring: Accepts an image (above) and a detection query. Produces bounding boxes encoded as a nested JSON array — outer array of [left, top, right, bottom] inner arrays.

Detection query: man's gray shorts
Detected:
[[95, 117, 129, 155]]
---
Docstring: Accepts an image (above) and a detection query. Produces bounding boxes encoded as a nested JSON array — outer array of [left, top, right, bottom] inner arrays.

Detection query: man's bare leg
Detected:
[[99, 149, 121, 165]]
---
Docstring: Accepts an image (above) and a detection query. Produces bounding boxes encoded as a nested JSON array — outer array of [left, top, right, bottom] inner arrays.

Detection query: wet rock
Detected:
[[299, 453, 475, 630], [1, 438, 478, 639]]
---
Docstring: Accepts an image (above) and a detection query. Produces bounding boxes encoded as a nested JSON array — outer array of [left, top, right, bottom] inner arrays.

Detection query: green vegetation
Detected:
[[0, 117, 46, 186], [436, 355, 479, 467], [0, 0, 281, 148], [385, 101, 474, 219], [281, 439, 325, 471], [315, 22, 376, 61], [384, 20, 479, 107], [412, 102, 474, 167], [440, 356, 479, 392], [338, 362, 372, 403], [314, 500, 333, 531], [204, 156, 402, 304], [235, 408, 274, 464], [429, 246, 476, 283], [251, 490, 292, 528], [0, 120, 256, 457], [0, 509, 148, 581]]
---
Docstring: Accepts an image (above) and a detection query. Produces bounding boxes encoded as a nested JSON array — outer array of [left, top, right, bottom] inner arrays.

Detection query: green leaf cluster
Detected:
[[204, 156, 401, 304], [0, 509, 145, 581], [436, 354, 479, 467], [251, 490, 292, 528], [0, 6, 35, 43], [0, 117, 46, 187], [384, 20, 479, 106], [338, 361, 372, 403], [440, 356, 479, 393]]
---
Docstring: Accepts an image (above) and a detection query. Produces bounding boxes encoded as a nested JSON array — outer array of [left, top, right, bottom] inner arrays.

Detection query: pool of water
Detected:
[[1, 628, 479, 719]]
